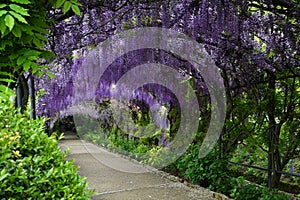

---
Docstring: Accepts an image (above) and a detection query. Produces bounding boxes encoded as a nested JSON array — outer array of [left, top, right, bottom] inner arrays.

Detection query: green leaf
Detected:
[[0, 62, 9, 67], [31, 63, 38, 74], [17, 55, 26, 66], [23, 60, 31, 71], [31, 21, 49, 34], [0, 168, 7, 176], [32, 25, 49, 34], [41, 51, 55, 62], [21, 25, 34, 35], [71, 4, 80, 15], [0, 71, 13, 77], [63, 1, 71, 14], [0, 4, 7, 9], [10, 0, 31, 5], [27, 55, 38, 60], [4, 14, 14, 31], [12, 26, 21, 37], [9, 4, 30, 16], [267, 51, 276, 58], [0, 84, 14, 97], [32, 37, 43, 48], [35, 33, 48, 41], [46, 71, 55, 79], [36, 70, 44, 78], [23, 49, 41, 57], [70, 0, 82, 6], [0, 30, 9, 38], [16, 48, 32, 55], [0, 10, 7, 17], [0, 17, 7, 35], [289, 17, 296, 24], [9, 11, 28, 24], [21, 34, 33, 44], [0, 78, 14, 83], [261, 43, 267, 52], [9, 52, 20, 60], [56, 0, 65, 8]]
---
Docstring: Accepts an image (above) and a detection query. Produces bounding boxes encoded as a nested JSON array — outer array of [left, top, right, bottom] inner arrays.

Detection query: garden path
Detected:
[[59, 132, 229, 200]]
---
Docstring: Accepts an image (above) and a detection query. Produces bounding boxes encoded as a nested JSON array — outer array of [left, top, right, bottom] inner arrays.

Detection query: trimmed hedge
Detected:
[[0, 97, 92, 199]]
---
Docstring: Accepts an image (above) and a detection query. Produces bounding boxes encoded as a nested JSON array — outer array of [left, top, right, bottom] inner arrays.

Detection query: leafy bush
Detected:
[[173, 144, 236, 195], [0, 96, 92, 199], [235, 184, 289, 200], [166, 145, 290, 200]]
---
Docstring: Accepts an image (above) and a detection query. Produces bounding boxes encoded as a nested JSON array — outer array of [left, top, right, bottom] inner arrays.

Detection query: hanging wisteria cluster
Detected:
[[37, 0, 299, 122]]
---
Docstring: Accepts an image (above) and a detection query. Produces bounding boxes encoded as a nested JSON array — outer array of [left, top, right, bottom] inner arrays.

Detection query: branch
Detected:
[[52, 0, 110, 22], [229, 72, 300, 91], [248, 1, 296, 17], [281, 135, 300, 169], [259, 145, 268, 153]]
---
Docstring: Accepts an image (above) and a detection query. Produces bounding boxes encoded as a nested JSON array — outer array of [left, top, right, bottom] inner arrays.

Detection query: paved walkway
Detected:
[[59, 132, 229, 200]]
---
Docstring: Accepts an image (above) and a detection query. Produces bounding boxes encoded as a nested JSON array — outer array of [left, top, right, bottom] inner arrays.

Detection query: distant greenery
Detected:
[[0, 95, 92, 199]]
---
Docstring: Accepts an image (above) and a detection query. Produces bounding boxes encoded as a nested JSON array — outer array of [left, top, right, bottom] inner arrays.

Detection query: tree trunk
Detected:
[[267, 72, 276, 189], [271, 123, 285, 188], [271, 172, 282, 189], [16, 74, 29, 113]]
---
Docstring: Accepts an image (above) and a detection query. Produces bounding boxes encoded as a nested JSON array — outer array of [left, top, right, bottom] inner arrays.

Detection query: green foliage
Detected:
[[142, 146, 179, 168], [235, 184, 289, 200], [172, 144, 235, 195], [223, 76, 300, 188], [0, 0, 81, 95], [230, 144, 268, 181], [57, 0, 81, 15], [0, 0, 51, 77], [0, 84, 15, 100], [82, 126, 156, 160], [0, 96, 92, 199], [228, 177, 289, 199], [107, 132, 138, 154]]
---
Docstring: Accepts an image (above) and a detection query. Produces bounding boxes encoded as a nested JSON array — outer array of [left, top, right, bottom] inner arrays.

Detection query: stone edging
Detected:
[[104, 146, 233, 200], [154, 170, 232, 200]]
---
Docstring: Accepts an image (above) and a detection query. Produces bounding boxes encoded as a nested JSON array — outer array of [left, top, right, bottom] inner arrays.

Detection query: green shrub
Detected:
[[174, 144, 236, 195], [235, 184, 289, 200], [0, 96, 92, 199]]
